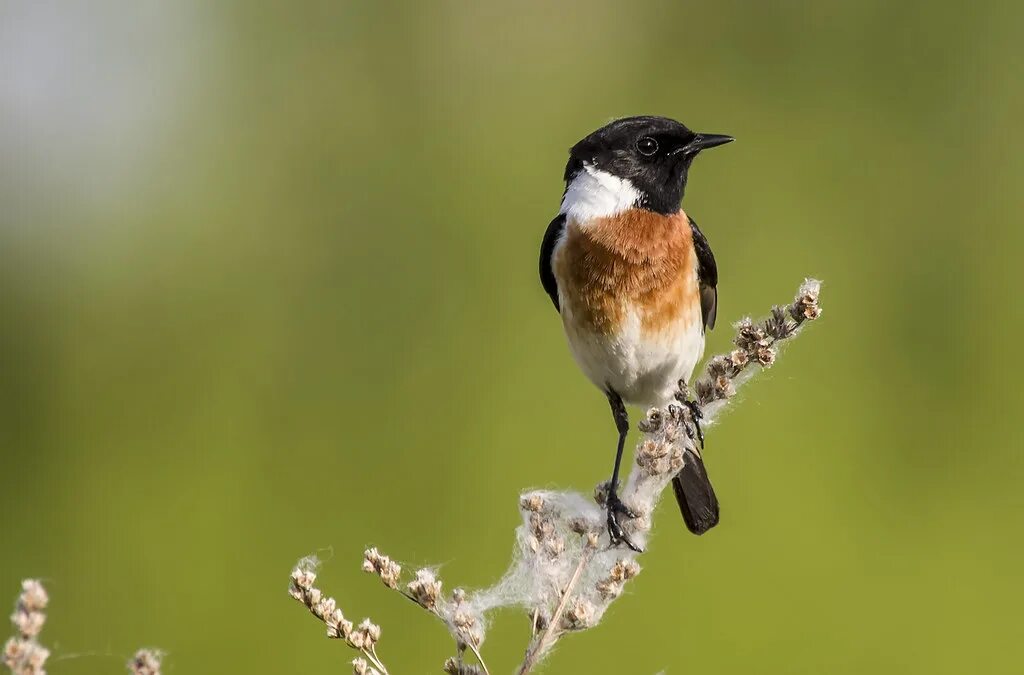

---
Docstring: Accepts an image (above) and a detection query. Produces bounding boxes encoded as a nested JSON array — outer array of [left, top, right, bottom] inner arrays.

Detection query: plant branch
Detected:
[[517, 543, 596, 674], [290, 278, 823, 673]]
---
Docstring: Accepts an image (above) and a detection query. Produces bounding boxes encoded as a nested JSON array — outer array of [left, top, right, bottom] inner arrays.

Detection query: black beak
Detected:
[[679, 133, 735, 154]]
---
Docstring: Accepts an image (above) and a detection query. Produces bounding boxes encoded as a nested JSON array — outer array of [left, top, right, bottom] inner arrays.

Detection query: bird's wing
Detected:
[[539, 214, 566, 311], [688, 215, 718, 331]]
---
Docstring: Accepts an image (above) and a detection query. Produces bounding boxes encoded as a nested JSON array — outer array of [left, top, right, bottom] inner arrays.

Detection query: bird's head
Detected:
[[562, 116, 733, 216]]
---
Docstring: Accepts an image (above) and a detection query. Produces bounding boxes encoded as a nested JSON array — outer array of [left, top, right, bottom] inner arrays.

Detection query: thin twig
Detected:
[[467, 642, 491, 675], [517, 546, 595, 675], [363, 647, 388, 675], [397, 587, 489, 674]]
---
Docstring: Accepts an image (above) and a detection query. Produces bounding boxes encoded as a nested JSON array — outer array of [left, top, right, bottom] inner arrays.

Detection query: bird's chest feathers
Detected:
[[553, 209, 699, 339]]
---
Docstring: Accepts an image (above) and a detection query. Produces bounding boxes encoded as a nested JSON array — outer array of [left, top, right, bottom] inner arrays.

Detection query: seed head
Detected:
[[637, 408, 664, 433], [452, 610, 482, 647], [350, 619, 381, 650], [314, 595, 336, 621], [291, 563, 317, 591], [326, 608, 353, 640], [520, 494, 545, 513], [596, 559, 642, 599], [636, 439, 670, 474], [10, 610, 45, 640], [562, 598, 594, 630], [764, 306, 796, 339], [529, 513, 555, 541], [128, 649, 163, 675], [734, 319, 769, 352], [791, 280, 822, 322], [706, 355, 732, 379], [695, 379, 715, 405], [18, 582, 48, 613], [362, 548, 402, 589], [407, 569, 443, 610], [443, 657, 484, 675], [755, 346, 777, 367], [713, 374, 734, 399], [4, 638, 49, 675]]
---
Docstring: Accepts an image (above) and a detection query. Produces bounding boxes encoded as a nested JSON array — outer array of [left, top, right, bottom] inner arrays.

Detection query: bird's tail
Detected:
[[672, 449, 720, 535]]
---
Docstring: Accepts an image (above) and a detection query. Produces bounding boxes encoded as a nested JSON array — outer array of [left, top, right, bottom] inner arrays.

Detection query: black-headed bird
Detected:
[[539, 116, 734, 551]]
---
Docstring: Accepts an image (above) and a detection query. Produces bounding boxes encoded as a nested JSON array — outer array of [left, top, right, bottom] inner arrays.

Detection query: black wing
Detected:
[[539, 214, 566, 311], [688, 215, 718, 331]]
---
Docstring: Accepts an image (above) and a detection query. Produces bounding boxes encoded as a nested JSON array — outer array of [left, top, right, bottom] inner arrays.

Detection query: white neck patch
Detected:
[[558, 163, 641, 224]]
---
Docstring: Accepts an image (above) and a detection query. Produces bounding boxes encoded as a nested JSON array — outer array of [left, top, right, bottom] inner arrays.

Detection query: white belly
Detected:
[[560, 300, 705, 409]]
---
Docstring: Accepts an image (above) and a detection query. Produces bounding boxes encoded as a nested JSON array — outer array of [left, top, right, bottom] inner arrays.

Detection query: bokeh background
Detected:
[[2, 1, 1022, 673]]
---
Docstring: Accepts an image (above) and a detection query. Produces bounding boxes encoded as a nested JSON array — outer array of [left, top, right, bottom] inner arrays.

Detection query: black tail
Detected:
[[672, 449, 720, 535]]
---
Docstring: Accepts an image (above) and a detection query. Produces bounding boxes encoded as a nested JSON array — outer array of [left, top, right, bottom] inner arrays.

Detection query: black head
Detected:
[[564, 116, 733, 214]]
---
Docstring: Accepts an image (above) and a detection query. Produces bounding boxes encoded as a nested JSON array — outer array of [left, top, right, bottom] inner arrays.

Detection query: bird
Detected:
[[538, 115, 733, 551]]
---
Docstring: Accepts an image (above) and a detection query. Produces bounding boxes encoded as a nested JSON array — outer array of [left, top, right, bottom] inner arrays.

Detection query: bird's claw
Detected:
[[606, 491, 642, 552]]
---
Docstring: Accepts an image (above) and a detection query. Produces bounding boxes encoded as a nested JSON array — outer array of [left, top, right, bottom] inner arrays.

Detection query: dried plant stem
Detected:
[[466, 642, 490, 675], [3, 580, 49, 675], [517, 546, 595, 675], [291, 279, 823, 674], [3, 581, 164, 675], [288, 558, 390, 674], [362, 647, 388, 674], [394, 589, 490, 674]]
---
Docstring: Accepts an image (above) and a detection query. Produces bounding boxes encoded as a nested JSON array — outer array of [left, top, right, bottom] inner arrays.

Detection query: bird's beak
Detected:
[[678, 133, 735, 155]]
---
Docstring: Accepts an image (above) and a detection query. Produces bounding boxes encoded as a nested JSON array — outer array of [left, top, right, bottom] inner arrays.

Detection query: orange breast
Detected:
[[554, 209, 699, 336]]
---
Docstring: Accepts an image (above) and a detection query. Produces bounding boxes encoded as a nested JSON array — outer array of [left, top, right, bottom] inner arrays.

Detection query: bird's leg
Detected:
[[605, 390, 642, 552]]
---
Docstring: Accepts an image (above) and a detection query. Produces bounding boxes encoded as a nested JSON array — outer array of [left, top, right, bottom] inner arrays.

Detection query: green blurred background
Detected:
[[1, 1, 1021, 673]]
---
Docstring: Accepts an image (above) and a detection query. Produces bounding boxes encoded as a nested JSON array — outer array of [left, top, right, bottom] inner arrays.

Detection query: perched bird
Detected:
[[539, 116, 733, 551]]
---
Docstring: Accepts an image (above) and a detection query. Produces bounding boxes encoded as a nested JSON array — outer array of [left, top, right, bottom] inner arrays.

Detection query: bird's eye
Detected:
[[636, 137, 658, 156]]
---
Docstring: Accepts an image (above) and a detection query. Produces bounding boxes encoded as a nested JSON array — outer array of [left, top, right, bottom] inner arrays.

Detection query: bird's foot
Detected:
[[606, 489, 642, 552]]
